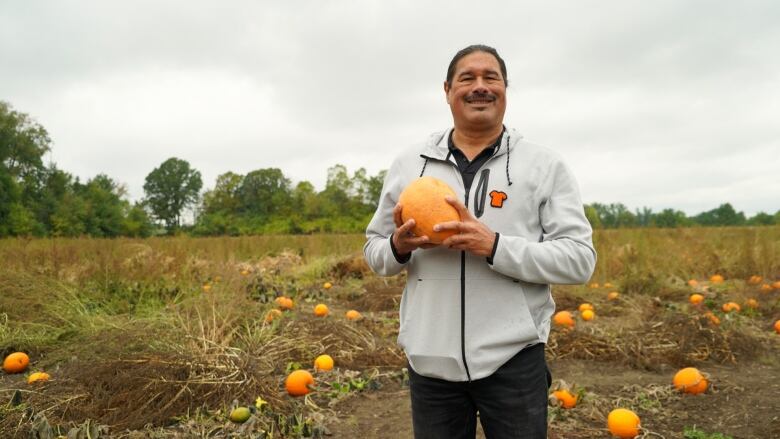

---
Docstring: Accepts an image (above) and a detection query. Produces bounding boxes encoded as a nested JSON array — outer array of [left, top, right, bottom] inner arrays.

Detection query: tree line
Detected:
[[2, 101, 778, 238]]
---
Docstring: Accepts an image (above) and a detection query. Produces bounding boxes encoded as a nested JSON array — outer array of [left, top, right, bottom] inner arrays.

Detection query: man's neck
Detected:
[[451, 124, 504, 161]]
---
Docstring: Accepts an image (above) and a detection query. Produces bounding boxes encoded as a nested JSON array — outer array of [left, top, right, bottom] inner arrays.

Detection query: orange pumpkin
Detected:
[[551, 389, 577, 409], [398, 177, 460, 244], [553, 311, 575, 328], [2, 352, 30, 374], [607, 291, 620, 301], [314, 354, 334, 371], [314, 303, 329, 317], [673, 367, 708, 394], [709, 274, 724, 284], [722, 302, 741, 313], [345, 310, 362, 321], [285, 370, 315, 396], [607, 408, 641, 438], [689, 294, 704, 305], [27, 372, 50, 384]]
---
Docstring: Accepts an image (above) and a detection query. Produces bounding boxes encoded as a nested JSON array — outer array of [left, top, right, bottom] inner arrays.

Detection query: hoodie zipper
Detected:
[[419, 137, 504, 382]]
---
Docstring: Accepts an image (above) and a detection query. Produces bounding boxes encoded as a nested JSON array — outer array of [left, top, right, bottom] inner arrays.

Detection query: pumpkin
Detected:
[[721, 302, 741, 313], [760, 284, 772, 293], [398, 177, 460, 244], [275, 296, 294, 310], [687, 279, 699, 287], [704, 312, 720, 326], [689, 294, 704, 305], [314, 354, 334, 371], [265, 309, 282, 323], [673, 367, 708, 394], [553, 311, 575, 328], [229, 407, 251, 423], [323, 282, 333, 290], [607, 291, 620, 301], [604, 282, 614, 288], [3, 352, 30, 374], [551, 389, 577, 409], [745, 298, 759, 309], [772, 281, 780, 289], [345, 310, 362, 321], [581, 309, 595, 321], [747, 275, 762, 285], [607, 408, 641, 438], [27, 372, 50, 384], [314, 303, 329, 317], [589, 282, 600, 289], [774, 320, 780, 334], [709, 274, 724, 284], [578, 303, 594, 312], [285, 370, 315, 396]]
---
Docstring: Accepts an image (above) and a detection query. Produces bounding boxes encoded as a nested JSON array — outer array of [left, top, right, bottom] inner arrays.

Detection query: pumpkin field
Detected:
[[1, 227, 779, 438]]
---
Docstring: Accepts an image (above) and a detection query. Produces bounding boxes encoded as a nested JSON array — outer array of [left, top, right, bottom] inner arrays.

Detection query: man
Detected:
[[363, 44, 596, 438]]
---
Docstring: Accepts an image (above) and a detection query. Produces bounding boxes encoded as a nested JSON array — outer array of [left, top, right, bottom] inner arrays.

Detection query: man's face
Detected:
[[444, 51, 507, 131]]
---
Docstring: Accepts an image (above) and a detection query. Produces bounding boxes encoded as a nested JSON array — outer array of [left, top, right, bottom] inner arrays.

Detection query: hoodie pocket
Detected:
[[397, 277, 465, 379], [463, 278, 540, 372]]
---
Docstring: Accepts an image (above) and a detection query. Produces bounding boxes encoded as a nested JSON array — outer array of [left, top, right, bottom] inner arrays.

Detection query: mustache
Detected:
[[464, 92, 497, 103]]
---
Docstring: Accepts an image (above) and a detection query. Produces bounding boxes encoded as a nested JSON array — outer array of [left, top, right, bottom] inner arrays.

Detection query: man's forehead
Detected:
[[454, 53, 502, 74]]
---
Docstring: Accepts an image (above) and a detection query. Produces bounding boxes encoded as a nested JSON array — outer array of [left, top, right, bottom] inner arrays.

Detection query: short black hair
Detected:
[[446, 44, 508, 87]]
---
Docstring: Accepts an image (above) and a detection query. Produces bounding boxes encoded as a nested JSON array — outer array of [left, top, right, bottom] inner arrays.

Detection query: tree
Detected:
[[0, 101, 51, 180], [202, 172, 243, 214], [653, 208, 689, 228], [237, 168, 291, 217], [693, 203, 745, 226], [143, 158, 202, 231]]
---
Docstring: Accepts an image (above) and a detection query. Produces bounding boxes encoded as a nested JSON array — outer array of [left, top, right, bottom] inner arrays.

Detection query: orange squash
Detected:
[[3, 352, 30, 374], [314, 354, 334, 371], [673, 367, 708, 394], [551, 389, 577, 409], [345, 310, 362, 321], [314, 303, 329, 317], [285, 370, 315, 397], [553, 311, 575, 328], [398, 177, 460, 244], [689, 294, 704, 305], [607, 408, 641, 438]]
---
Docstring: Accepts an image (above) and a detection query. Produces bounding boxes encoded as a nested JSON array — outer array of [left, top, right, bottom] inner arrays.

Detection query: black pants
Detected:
[[408, 343, 551, 439]]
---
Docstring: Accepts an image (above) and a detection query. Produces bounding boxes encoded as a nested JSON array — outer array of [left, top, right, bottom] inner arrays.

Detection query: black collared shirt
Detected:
[[447, 128, 504, 191]]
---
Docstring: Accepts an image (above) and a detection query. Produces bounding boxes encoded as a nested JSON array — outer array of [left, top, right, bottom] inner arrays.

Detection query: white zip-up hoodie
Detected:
[[364, 128, 596, 382]]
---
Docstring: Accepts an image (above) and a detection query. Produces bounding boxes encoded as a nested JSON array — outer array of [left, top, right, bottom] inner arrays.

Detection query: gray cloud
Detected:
[[2, 0, 778, 217]]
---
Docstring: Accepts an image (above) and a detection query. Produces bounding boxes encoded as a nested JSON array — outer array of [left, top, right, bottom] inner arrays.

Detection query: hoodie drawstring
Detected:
[[505, 134, 513, 186], [420, 132, 512, 185]]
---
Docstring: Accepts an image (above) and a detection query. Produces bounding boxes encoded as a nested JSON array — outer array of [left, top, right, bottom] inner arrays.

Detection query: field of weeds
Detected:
[[1, 228, 779, 438]]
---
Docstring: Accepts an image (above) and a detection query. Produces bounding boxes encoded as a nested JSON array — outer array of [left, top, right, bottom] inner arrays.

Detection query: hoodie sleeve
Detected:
[[488, 159, 596, 285], [363, 156, 409, 276]]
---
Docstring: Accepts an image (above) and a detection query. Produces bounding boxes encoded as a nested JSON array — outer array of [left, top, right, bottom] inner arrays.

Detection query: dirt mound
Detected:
[[329, 254, 372, 280]]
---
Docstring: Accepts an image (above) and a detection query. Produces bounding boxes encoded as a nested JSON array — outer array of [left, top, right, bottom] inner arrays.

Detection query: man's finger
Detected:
[[441, 234, 464, 248], [444, 196, 473, 220], [397, 218, 416, 236], [433, 221, 462, 232], [393, 203, 403, 227], [407, 235, 430, 247]]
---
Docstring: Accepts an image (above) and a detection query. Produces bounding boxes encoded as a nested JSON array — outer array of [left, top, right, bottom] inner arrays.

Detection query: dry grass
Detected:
[[1, 227, 778, 437]]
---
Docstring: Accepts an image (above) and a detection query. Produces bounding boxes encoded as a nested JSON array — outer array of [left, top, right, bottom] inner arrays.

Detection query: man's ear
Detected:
[[443, 81, 450, 104]]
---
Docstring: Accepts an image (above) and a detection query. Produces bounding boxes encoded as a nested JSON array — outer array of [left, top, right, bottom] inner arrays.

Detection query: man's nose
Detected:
[[472, 77, 489, 92]]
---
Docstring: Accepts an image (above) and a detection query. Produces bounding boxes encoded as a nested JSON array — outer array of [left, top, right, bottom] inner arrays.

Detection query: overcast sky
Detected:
[[2, 1, 779, 216]]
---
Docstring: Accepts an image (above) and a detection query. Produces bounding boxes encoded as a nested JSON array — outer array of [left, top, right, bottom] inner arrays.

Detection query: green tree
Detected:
[[0, 101, 51, 180], [746, 211, 775, 226], [652, 208, 690, 228], [693, 203, 745, 226], [202, 172, 243, 214], [143, 158, 202, 231], [237, 168, 291, 217]]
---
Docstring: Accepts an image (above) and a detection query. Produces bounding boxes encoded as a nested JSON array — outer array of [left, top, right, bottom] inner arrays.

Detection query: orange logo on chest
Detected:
[[489, 190, 507, 208]]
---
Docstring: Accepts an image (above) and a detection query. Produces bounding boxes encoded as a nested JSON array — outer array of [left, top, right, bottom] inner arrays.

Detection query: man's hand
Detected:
[[392, 203, 438, 255], [436, 196, 496, 257]]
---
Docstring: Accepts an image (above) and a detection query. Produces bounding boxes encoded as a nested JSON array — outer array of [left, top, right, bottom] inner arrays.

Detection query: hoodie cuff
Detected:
[[389, 233, 412, 264], [486, 232, 500, 265]]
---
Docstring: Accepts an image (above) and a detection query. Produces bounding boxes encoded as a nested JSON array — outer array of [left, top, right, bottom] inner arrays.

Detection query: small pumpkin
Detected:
[[673, 367, 708, 394], [3, 352, 30, 374], [285, 370, 315, 397], [553, 311, 575, 328], [607, 408, 641, 438]]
